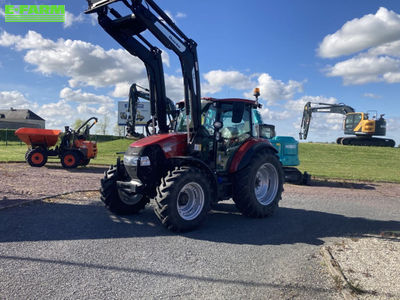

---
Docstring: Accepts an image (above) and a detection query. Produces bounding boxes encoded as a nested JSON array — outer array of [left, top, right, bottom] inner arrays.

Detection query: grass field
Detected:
[[1, 140, 399, 183], [298, 143, 400, 183]]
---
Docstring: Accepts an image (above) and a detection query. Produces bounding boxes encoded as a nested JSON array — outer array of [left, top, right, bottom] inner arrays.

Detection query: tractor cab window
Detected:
[[217, 103, 251, 171], [176, 102, 216, 133], [220, 104, 251, 141], [201, 103, 217, 135], [252, 109, 263, 136]]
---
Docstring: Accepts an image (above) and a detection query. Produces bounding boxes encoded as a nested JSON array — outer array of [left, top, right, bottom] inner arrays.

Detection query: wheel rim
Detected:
[[177, 182, 205, 221], [64, 154, 76, 167], [254, 163, 279, 205], [31, 153, 44, 164]]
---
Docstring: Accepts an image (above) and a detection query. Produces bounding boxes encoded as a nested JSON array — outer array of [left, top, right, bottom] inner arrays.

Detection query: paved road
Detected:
[[1, 182, 399, 299]]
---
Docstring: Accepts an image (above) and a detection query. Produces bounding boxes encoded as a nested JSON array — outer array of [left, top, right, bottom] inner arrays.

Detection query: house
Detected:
[[0, 108, 45, 129]]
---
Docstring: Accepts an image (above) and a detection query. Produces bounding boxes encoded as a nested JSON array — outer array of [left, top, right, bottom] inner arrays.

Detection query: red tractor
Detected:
[[86, 0, 284, 232], [16, 117, 98, 168]]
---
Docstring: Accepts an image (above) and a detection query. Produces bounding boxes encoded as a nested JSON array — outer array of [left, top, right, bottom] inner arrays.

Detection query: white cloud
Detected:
[[60, 87, 114, 105], [64, 11, 85, 29], [325, 54, 400, 85], [36, 87, 117, 130], [259, 107, 291, 122], [165, 74, 184, 101], [202, 70, 253, 94], [202, 70, 303, 105], [319, 8, 400, 85], [0, 8, 5, 17], [249, 73, 303, 104], [0, 30, 147, 89], [111, 82, 132, 98], [161, 50, 170, 68], [363, 93, 381, 99], [0, 30, 55, 50], [0, 90, 36, 109], [89, 14, 98, 26], [60, 88, 115, 118], [176, 12, 187, 19], [318, 7, 400, 58], [36, 100, 76, 128]]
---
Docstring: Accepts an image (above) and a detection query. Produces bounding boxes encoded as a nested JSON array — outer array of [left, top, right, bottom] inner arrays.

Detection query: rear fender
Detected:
[[229, 139, 278, 173]]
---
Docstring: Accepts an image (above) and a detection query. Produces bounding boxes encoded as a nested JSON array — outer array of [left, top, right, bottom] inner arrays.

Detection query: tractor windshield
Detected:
[[176, 101, 214, 133]]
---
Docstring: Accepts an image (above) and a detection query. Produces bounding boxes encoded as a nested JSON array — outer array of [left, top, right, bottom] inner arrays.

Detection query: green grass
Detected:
[[298, 143, 400, 183], [93, 139, 134, 165], [1, 139, 400, 183]]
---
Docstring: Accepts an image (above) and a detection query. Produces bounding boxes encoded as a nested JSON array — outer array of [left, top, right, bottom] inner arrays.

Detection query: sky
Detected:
[[1, 0, 400, 145]]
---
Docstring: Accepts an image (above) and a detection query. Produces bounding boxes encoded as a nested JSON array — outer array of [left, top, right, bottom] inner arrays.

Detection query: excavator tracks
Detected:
[[338, 136, 395, 147]]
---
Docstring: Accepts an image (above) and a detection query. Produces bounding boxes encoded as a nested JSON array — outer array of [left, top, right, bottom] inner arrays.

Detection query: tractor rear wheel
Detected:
[[61, 151, 80, 168], [26, 148, 48, 167], [154, 166, 212, 232], [100, 164, 149, 215], [233, 150, 283, 217]]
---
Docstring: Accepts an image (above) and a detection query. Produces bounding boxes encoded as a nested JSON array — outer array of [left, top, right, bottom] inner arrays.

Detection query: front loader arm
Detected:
[[94, 10, 169, 133], [86, 0, 202, 139]]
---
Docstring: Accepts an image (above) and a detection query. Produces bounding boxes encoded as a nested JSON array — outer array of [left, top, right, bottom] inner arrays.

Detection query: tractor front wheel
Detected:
[[100, 164, 149, 215], [233, 150, 283, 217], [26, 148, 48, 167], [61, 151, 80, 169], [154, 166, 212, 232], [81, 158, 91, 166]]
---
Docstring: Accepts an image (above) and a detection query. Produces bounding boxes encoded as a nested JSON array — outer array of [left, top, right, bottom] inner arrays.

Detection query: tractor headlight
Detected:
[[139, 156, 151, 166], [124, 155, 151, 167]]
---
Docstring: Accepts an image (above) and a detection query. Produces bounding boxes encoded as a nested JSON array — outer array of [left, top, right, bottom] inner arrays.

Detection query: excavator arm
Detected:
[[85, 0, 202, 139], [126, 83, 177, 137], [299, 102, 354, 140]]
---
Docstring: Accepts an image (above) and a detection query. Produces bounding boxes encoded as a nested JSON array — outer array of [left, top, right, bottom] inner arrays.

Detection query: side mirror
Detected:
[[232, 102, 245, 123], [258, 124, 276, 139]]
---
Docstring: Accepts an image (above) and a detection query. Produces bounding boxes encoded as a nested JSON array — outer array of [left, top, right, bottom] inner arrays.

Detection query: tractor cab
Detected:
[[174, 98, 270, 171]]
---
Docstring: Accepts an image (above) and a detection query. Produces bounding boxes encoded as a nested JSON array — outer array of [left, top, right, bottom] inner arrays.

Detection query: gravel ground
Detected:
[[1, 162, 399, 298], [329, 234, 400, 299], [0, 163, 105, 208]]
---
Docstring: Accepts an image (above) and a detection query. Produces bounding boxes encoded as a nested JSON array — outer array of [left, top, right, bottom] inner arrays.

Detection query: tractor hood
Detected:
[[129, 133, 187, 158]]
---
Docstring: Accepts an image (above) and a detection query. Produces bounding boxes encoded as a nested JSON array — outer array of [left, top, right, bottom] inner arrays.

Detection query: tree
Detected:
[[96, 115, 110, 135], [114, 123, 124, 137], [72, 118, 85, 130]]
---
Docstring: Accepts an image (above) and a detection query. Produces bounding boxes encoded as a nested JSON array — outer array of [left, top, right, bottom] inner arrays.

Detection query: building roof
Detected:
[[0, 108, 44, 121]]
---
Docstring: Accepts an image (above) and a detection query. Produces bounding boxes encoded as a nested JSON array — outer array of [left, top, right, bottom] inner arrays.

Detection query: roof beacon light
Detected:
[[253, 87, 260, 105]]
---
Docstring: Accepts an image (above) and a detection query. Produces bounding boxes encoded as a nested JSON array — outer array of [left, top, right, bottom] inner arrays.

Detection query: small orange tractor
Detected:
[[15, 117, 98, 168]]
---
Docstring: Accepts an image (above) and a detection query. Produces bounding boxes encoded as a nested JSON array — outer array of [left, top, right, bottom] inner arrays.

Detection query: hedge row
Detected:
[[0, 129, 20, 142]]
